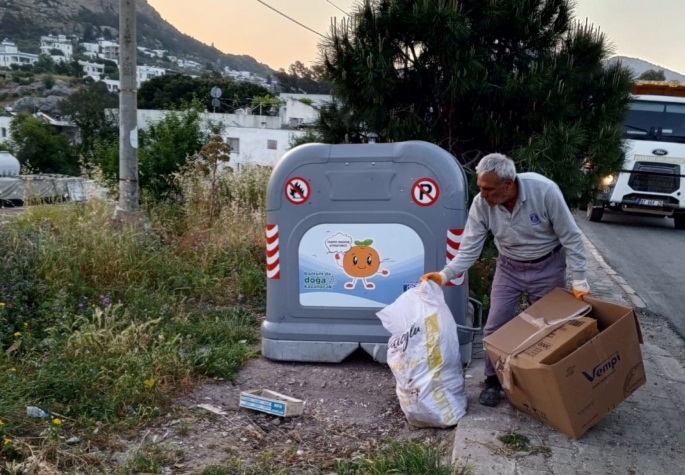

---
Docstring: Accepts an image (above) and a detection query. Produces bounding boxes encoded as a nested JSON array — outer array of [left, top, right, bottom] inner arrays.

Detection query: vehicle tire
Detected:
[[586, 205, 604, 222], [674, 213, 685, 230]]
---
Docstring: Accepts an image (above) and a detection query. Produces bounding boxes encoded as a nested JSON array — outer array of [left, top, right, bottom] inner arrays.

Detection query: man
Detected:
[[421, 153, 590, 407]]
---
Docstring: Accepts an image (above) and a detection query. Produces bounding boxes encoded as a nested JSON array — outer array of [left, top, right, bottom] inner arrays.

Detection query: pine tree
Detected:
[[320, 0, 634, 206]]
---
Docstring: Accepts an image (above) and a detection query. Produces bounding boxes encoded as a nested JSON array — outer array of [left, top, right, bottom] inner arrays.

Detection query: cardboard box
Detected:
[[239, 389, 305, 417], [483, 288, 646, 439], [517, 317, 599, 366]]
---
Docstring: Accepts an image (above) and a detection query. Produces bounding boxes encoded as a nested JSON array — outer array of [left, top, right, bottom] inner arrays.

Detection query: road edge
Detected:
[[579, 230, 646, 309]]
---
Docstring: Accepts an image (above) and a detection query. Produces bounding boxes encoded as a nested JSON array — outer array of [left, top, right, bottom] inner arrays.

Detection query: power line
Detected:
[[323, 0, 349, 16], [253, 0, 325, 38]]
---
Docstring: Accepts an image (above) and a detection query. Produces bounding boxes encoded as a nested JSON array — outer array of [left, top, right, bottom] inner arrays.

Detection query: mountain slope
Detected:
[[0, 0, 273, 76], [606, 56, 685, 83]]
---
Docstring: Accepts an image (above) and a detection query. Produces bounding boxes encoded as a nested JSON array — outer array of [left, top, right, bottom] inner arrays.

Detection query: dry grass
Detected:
[[0, 166, 270, 472]]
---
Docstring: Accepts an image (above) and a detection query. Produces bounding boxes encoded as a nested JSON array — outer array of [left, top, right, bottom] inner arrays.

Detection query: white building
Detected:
[[115, 109, 305, 169], [79, 61, 105, 80], [0, 39, 18, 55], [0, 116, 12, 144], [99, 41, 119, 61], [177, 59, 201, 69], [40, 35, 73, 60], [96, 64, 165, 92], [0, 39, 38, 68], [81, 42, 100, 54], [279, 93, 332, 128], [137, 65, 166, 85], [103, 79, 120, 93], [225, 69, 254, 81], [79, 40, 119, 61]]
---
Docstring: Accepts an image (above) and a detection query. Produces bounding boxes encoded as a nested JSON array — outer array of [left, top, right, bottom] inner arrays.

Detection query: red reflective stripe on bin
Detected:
[[266, 225, 280, 280], [446, 229, 465, 287]]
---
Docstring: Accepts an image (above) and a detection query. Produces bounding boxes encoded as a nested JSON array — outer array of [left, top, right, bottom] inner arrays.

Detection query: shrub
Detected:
[[0, 165, 270, 459], [42, 73, 55, 90]]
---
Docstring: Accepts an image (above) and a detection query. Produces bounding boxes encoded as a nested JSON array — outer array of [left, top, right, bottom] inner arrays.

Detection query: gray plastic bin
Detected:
[[262, 141, 480, 365]]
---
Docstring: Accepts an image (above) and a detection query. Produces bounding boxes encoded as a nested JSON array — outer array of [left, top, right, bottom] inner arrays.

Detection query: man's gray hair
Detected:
[[475, 153, 517, 182]]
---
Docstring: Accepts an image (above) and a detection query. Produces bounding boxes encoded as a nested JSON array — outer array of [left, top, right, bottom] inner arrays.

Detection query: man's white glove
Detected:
[[572, 279, 591, 300]]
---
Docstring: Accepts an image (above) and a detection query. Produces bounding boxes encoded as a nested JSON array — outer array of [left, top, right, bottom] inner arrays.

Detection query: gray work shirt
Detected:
[[442, 172, 587, 282]]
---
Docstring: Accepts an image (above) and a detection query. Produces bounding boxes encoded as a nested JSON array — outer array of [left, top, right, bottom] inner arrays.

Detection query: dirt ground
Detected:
[[110, 349, 460, 474], [103, 305, 685, 474]]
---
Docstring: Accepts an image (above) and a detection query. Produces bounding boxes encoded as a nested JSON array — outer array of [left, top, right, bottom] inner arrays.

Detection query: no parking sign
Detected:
[[413, 178, 440, 207]]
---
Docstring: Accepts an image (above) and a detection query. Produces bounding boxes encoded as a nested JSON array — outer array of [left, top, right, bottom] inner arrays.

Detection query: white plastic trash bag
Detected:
[[376, 280, 467, 428]]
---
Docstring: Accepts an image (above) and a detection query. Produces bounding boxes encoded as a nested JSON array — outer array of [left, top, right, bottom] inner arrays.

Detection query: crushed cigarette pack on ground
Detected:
[[239, 389, 305, 417]]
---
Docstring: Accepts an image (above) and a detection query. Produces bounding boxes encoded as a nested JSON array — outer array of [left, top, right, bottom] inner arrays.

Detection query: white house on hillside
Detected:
[[99, 41, 119, 61], [96, 65, 166, 94], [79, 61, 105, 80], [81, 42, 100, 54], [0, 115, 12, 144], [137, 65, 165, 85], [103, 79, 120, 93], [177, 59, 201, 69], [0, 39, 38, 67], [79, 39, 119, 61], [40, 35, 73, 60]]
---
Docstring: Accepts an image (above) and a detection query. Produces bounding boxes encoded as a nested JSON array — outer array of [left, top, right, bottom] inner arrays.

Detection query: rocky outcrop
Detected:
[[11, 96, 63, 115], [45, 80, 73, 98], [1, 80, 75, 115]]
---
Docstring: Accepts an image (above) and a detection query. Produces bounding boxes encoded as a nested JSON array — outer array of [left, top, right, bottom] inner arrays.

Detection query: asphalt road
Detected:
[[575, 210, 685, 338]]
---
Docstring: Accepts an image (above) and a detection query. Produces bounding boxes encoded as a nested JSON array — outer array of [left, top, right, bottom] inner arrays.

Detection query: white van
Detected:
[[588, 82, 685, 230]]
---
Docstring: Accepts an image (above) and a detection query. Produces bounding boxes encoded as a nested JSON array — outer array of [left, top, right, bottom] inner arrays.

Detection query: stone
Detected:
[[47, 80, 73, 98]]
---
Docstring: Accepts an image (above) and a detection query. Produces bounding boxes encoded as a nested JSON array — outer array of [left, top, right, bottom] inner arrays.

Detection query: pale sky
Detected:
[[147, 0, 685, 73]]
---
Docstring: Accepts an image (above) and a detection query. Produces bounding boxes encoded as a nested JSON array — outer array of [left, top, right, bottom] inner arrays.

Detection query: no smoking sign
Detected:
[[412, 178, 440, 207], [285, 177, 311, 205]]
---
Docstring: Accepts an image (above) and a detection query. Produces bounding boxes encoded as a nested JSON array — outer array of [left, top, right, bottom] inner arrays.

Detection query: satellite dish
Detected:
[[211, 98, 221, 108], [211, 86, 222, 98]]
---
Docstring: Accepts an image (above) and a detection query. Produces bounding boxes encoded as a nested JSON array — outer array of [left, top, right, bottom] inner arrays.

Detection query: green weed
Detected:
[[202, 440, 472, 475], [0, 167, 269, 470], [497, 432, 551, 458], [120, 442, 184, 474]]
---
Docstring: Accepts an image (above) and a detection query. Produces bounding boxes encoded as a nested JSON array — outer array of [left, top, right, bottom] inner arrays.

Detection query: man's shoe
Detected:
[[479, 376, 502, 407]]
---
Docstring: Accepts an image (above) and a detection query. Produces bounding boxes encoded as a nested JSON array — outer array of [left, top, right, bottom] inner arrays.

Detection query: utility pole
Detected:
[[118, 0, 139, 212]]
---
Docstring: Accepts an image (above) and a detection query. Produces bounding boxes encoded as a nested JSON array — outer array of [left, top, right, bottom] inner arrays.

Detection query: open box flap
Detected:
[[583, 295, 643, 344], [484, 288, 592, 354]]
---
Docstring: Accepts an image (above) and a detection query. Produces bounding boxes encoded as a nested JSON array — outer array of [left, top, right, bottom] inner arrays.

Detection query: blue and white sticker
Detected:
[[240, 394, 287, 416]]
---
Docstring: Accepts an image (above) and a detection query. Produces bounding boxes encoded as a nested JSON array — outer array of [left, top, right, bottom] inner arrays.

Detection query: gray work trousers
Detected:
[[483, 247, 567, 378]]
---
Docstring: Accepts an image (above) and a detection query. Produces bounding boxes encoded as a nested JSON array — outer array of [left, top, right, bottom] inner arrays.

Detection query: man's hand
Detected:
[[572, 279, 591, 300], [420, 272, 444, 286]]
